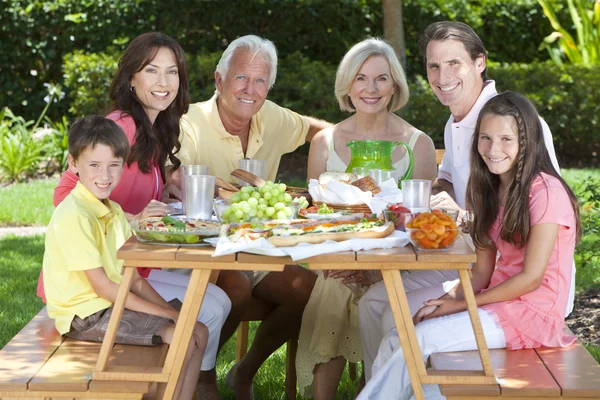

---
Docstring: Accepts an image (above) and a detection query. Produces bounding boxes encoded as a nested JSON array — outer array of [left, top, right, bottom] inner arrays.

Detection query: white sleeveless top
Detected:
[[324, 130, 424, 174]]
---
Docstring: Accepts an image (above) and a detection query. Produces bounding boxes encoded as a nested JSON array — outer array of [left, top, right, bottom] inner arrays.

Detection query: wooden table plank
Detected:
[[0, 307, 64, 391], [535, 342, 600, 398], [415, 235, 477, 263], [176, 246, 235, 262], [117, 237, 178, 262], [355, 246, 415, 262]]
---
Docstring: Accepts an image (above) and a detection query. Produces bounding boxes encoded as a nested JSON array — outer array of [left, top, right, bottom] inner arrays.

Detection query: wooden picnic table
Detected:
[[93, 234, 495, 400]]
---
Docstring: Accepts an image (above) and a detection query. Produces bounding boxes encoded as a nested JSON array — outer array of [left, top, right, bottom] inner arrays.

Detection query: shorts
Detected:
[[244, 270, 270, 289], [66, 298, 182, 346]]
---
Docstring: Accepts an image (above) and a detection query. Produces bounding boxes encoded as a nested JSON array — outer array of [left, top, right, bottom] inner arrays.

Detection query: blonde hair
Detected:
[[335, 38, 409, 112]]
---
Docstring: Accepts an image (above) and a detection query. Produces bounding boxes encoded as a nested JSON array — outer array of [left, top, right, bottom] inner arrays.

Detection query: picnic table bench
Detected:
[[0, 307, 166, 399], [429, 330, 600, 399]]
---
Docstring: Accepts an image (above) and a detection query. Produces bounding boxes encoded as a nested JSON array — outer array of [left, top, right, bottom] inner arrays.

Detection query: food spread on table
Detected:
[[131, 215, 220, 245], [216, 181, 308, 223], [221, 217, 394, 247]]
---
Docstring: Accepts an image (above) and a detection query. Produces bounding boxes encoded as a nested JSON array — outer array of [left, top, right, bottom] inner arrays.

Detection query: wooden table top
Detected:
[[117, 234, 476, 267]]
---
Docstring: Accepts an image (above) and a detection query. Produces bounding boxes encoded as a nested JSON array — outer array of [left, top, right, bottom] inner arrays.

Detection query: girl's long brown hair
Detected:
[[466, 91, 581, 249], [109, 32, 190, 181]]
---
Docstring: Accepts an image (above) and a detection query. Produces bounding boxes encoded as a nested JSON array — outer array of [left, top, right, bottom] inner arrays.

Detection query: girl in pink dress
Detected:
[[357, 91, 581, 400]]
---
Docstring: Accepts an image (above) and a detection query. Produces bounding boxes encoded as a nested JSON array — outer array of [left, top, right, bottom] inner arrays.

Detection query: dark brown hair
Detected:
[[466, 91, 581, 249], [69, 115, 130, 162], [419, 21, 488, 80], [109, 32, 189, 180]]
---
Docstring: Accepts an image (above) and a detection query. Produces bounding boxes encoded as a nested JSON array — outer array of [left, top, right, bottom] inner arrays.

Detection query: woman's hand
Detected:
[[326, 270, 381, 286], [161, 184, 182, 202], [419, 298, 466, 322], [413, 303, 439, 325], [134, 199, 176, 220]]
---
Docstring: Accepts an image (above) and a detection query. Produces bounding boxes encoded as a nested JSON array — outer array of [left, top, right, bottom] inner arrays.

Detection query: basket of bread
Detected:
[[309, 172, 381, 213]]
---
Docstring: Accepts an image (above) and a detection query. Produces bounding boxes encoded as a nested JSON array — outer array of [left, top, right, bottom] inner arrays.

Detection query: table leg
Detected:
[[95, 266, 135, 372], [160, 268, 211, 400], [381, 270, 425, 400], [458, 269, 494, 377]]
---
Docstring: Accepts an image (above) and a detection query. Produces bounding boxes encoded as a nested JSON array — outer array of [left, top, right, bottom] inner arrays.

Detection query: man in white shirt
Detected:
[[358, 22, 571, 397]]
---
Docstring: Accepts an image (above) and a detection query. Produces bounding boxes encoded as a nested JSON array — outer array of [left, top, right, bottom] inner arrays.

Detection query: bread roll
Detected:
[[318, 172, 357, 186], [351, 176, 380, 194]]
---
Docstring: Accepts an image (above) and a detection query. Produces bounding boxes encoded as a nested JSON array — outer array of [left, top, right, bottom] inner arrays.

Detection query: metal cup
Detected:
[[237, 159, 266, 186], [184, 175, 215, 220], [180, 165, 209, 213], [401, 179, 432, 213]]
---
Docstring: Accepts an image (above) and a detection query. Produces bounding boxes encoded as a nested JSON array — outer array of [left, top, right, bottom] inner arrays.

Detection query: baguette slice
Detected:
[[267, 221, 394, 247]]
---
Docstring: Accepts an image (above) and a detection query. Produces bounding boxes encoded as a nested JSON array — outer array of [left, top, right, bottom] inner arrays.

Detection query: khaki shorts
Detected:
[[66, 299, 182, 346]]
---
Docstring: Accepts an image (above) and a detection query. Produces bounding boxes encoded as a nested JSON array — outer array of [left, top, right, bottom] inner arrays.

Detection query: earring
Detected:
[[130, 86, 135, 93]]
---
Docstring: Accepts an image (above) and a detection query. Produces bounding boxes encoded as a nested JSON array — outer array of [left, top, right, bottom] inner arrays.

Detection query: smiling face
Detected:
[[349, 55, 395, 115], [130, 47, 179, 123], [215, 49, 271, 125], [69, 144, 124, 200], [477, 114, 520, 185], [426, 39, 485, 121]]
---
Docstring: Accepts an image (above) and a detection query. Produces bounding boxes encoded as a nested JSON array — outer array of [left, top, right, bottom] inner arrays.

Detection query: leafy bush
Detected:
[[491, 61, 600, 167], [62, 50, 119, 117], [569, 175, 600, 289], [0, 109, 52, 182], [3, 0, 573, 121]]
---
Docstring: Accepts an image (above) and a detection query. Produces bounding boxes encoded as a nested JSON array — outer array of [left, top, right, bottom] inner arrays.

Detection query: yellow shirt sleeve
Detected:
[[54, 212, 103, 272]]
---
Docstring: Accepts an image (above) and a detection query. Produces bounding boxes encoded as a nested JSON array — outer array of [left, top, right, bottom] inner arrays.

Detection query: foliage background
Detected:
[[1, 0, 597, 168]]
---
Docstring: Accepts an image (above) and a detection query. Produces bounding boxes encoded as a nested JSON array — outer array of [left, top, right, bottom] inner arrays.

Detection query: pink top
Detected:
[[37, 111, 163, 301], [482, 173, 577, 350]]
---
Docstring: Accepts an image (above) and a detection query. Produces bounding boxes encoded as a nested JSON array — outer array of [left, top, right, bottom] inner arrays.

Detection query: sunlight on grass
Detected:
[[0, 234, 45, 348], [0, 178, 57, 227]]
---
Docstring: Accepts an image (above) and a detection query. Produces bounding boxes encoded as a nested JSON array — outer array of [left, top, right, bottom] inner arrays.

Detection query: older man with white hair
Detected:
[[176, 35, 329, 399]]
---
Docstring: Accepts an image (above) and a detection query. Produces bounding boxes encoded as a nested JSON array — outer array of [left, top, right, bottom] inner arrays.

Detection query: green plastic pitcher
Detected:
[[345, 140, 414, 181]]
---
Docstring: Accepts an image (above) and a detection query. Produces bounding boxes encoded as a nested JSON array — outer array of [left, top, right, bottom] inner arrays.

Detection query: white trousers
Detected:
[[359, 270, 460, 380], [146, 269, 231, 370], [357, 307, 506, 400]]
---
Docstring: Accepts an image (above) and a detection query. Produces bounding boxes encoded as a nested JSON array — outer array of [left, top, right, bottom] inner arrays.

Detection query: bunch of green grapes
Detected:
[[219, 181, 309, 223]]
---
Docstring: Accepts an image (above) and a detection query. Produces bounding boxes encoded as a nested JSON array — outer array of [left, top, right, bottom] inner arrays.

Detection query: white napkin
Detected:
[[213, 230, 408, 261], [365, 179, 403, 214], [308, 179, 373, 205]]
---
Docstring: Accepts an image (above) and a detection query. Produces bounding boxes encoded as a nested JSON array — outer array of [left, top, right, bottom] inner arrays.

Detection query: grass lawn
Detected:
[[0, 178, 57, 227]]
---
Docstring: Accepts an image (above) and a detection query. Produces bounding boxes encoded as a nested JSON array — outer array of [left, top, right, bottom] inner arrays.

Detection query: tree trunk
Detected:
[[382, 0, 406, 68]]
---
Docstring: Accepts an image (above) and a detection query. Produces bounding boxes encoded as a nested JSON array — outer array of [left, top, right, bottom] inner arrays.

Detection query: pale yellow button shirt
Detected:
[[178, 95, 309, 183]]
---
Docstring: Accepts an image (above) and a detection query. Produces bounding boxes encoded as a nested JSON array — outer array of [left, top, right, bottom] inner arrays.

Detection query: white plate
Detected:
[[204, 237, 221, 248]]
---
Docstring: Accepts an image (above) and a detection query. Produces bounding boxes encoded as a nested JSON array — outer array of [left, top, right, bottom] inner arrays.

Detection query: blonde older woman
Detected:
[[307, 39, 436, 181], [298, 39, 436, 399]]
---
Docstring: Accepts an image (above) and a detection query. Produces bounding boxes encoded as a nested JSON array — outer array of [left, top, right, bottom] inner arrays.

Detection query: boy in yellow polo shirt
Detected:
[[43, 116, 206, 400]]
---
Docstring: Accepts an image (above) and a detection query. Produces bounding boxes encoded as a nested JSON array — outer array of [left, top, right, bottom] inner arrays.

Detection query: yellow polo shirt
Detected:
[[178, 95, 309, 183], [43, 182, 132, 334]]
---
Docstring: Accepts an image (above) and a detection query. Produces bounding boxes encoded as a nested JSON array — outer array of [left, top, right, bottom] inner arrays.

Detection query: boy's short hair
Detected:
[[68, 116, 131, 161]]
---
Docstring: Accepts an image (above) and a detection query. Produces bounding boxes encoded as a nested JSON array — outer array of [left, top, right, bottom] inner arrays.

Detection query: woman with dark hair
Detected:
[[357, 92, 580, 399], [53, 32, 188, 217], [40, 32, 230, 399]]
